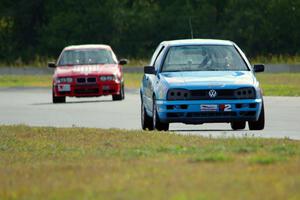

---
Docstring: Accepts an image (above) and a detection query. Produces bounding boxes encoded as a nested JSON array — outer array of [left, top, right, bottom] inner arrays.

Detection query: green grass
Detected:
[[123, 73, 143, 88], [191, 153, 232, 163], [248, 155, 286, 165], [0, 125, 300, 200], [256, 73, 300, 96], [0, 75, 52, 87], [0, 73, 300, 96]]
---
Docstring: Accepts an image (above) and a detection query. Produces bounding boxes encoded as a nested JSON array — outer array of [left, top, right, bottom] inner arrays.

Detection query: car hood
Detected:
[[160, 71, 257, 89], [54, 64, 119, 76]]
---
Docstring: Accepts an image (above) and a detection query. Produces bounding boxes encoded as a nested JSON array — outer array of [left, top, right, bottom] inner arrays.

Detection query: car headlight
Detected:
[[255, 86, 263, 99], [100, 75, 116, 81], [167, 89, 190, 100], [234, 87, 256, 99], [100, 76, 107, 81], [56, 77, 73, 83]]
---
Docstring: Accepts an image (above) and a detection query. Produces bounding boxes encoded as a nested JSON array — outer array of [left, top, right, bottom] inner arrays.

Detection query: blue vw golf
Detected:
[[140, 39, 265, 131]]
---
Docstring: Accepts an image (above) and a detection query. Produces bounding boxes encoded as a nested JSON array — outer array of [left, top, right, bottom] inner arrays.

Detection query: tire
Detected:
[[141, 101, 153, 130], [152, 98, 169, 131], [249, 103, 265, 130], [231, 121, 246, 130], [112, 84, 125, 101], [52, 88, 66, 103]]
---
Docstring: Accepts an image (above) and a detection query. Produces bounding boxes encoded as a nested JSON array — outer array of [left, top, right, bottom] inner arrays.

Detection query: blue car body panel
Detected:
[[155, 98, 262, 124], [140, 39, 264, 125]]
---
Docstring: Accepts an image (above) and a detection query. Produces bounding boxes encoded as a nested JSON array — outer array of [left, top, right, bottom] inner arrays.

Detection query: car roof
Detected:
[[161, 39, 234, 47], [63, 44, 112, 51]]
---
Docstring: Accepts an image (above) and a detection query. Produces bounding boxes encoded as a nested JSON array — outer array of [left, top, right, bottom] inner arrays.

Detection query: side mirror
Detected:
[[253, 64, 264, 73], [119, 59, 128, 65], [48, 62, 56, 68], [144, 66, 156, 74]]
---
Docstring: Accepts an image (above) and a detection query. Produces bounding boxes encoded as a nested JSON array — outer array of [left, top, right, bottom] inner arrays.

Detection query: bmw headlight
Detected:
[[234, 87, 256, 99], [56, 77, 73, 83], [167, 89, 190, 100], [100, 76, 107, 81], [106, 75, 114, 81], [100, 75, 116, 81]]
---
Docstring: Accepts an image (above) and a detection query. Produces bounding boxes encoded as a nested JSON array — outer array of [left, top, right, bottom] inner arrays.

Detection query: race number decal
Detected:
[[219, 104, 232, 112]]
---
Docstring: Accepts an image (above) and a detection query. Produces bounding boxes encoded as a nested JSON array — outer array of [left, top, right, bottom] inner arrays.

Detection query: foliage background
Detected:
[[1, 0, 300, 62]]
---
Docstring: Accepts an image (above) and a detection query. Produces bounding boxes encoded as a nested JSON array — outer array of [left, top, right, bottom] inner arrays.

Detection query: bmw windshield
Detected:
[[162, 45, 249, 72], [58, 49, 117, 66]]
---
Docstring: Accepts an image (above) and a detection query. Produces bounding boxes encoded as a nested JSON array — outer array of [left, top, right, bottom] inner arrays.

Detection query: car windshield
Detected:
[[58, 49, 117, 66], [162, 45, 249, 72]]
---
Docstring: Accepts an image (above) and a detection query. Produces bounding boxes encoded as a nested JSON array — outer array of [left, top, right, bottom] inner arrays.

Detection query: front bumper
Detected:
[[53, 82, 121, 97], [156, 99, 263, 124]]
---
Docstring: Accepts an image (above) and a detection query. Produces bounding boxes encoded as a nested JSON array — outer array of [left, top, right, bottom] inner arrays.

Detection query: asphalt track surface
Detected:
[[0, 88, 299, 140]]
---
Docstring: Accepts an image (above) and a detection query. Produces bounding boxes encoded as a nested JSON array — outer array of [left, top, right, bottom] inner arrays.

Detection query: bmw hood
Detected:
[[160, 71, 257, 89], [55, 64, 119, 76]]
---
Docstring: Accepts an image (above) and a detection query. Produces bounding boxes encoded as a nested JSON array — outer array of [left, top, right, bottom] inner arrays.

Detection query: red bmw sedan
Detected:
[[48, 45, 127, 103]]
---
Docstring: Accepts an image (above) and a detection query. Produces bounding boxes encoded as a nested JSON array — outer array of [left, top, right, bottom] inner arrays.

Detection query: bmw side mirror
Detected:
[[119, 59, 128, 65], [253, 64, 264, 73], [48, 62, 56, 68], [144, 66, 156, 74]]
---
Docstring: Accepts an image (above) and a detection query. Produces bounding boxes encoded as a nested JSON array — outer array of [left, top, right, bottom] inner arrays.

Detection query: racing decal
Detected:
[[73, 65, 101, 73], [58, 84, 71, 92], [219, 104, 232, 112], [200, 104, 218, 112]]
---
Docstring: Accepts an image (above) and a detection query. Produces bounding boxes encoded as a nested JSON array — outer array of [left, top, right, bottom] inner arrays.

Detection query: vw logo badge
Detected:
[[208, 90, 217, 98]]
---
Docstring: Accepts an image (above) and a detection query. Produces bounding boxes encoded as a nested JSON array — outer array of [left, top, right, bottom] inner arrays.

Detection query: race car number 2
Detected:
[[219, 104, 232, 112]]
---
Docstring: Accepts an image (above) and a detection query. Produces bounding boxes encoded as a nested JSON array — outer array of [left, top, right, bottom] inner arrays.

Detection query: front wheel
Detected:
[[249, 103, 265, 130], [141, 101, 153, 130], [112, 84, 125, 101], [152, 98, 169, 131], [52, 88, 66, 103], [231, 121, 246, 130]]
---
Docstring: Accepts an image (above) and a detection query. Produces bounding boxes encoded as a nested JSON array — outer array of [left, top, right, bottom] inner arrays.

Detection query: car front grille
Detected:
[[190, 89, 235, 100], [166, 111, 256, 118], [188, 88, 255, 100], [186, 112, 237, 118], [167, 112, 237, 118], [74, 88, 99, 95]]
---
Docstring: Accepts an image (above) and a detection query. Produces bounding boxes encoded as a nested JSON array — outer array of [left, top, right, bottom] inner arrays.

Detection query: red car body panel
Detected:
[[52, 45, 124, 98]]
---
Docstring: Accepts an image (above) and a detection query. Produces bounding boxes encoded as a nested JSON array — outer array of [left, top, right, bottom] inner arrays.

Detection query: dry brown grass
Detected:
[[0, 125, 300, 200]]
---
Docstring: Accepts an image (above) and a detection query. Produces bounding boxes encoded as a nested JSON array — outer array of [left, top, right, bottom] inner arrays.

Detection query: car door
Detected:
[[143, 44, 165, 114]]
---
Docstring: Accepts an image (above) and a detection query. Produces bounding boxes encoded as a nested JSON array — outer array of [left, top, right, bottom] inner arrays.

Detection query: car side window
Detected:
[[154, 46, 165, 72], [150, 45, 164, 66]]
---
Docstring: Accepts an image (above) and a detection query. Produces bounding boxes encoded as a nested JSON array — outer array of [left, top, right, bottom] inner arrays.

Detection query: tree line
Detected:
[[0, 0, 299, 62]]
